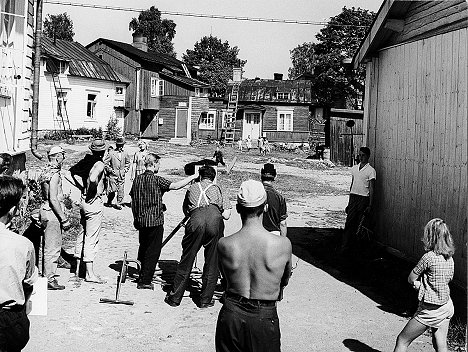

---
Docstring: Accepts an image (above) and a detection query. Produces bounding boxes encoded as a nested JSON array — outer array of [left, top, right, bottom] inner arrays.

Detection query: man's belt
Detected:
[[225, 291, 277, 307]]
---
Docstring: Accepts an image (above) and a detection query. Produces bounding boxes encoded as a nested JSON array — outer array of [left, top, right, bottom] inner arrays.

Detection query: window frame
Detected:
[[199, 110, 216, 130], [276, 92, 290, 100], [276, 108, 294, 131], [86, 93, 97, 120]]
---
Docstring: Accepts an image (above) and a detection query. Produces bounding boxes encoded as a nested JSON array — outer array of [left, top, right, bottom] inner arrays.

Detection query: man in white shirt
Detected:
[[340, 147, 376, 252], [0, 176, 38, 351]]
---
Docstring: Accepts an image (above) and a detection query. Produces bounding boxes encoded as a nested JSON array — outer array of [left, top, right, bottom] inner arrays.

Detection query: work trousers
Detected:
[[108, 177, 125, 204], [168, 205, 224, 305], [41, 206, 63, 281], [74, 196, 103, 262], [0, 307, 30, 352], [137, 225, 164, 285], [341, 193, 369, 250], [215, 294, 280, 352]]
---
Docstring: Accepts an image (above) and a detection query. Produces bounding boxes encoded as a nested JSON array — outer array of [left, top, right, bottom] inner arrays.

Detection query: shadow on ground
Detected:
[[287, 226, 467, 321], [342, 339, 382, 352]]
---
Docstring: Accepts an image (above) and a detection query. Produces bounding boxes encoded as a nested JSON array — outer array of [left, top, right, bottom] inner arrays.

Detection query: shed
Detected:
[[353, 0, 467, 288]]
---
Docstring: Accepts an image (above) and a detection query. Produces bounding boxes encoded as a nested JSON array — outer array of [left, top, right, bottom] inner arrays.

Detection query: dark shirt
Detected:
[[130, 170, 171, 228], [213, 150, 225, 165], [182, 179, 231, 216], [262, 182, 287, 232]]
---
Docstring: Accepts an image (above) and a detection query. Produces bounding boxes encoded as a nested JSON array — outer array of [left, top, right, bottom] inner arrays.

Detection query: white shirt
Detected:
[[0, 222, 38, 308], [350, 163, 376, 197]]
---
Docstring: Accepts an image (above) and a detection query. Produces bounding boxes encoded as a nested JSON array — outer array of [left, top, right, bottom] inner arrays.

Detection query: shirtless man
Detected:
[[72, 139, 107, 283], [216, 179, 292, 352]]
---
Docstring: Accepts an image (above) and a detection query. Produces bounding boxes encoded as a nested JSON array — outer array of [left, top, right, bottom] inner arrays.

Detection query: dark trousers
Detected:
[[168, 205, 224, 305], [137, 225, 164, 285], [215, 295, 280, 352], [0, 307, 30, 352], [341, 194, 370, 250]]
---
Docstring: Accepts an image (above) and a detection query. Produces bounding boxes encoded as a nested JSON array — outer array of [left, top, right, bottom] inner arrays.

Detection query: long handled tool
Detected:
[[161, 215, 190, 249], [100, 251, 141, 305]]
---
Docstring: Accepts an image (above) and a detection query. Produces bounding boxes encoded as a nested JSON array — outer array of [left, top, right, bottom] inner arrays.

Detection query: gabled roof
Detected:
[[353, 0, 468, 68], [41, 37, 126, 83], [87, 38, 196, 76], [233, 79, 316, 104], [159, 71, 209, 88]]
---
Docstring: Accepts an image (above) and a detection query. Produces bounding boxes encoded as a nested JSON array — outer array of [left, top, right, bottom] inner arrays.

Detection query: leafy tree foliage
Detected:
[[129, 6, 176, 57], [43, 13, 75, 41], [183, 35, 246, 96], [288, 7, 375, 107]]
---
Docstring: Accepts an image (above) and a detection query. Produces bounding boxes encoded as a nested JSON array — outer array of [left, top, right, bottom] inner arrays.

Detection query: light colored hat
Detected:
[[89, 139, 107, 152], [237, 179, 267, 207], [48, 146, 65, 156]]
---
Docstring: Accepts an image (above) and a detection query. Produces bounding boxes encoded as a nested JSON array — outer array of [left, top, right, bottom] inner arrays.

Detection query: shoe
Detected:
[[57, 256, 71, 269], [113, 204, 123, 210], [164, 295, 180, 307], [198, 300, 215, 308], [104, 203, 113, 208], [137, 283, 154, 290], [48, 278, 65, 290]]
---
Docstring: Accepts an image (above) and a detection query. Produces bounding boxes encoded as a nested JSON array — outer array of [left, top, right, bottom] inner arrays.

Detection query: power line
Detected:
[[43, 0, 370, 28]]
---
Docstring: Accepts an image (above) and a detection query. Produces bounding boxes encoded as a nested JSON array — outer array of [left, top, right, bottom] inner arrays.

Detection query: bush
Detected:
[[105, 116, 122, 140], [75, 127, 102, 138]]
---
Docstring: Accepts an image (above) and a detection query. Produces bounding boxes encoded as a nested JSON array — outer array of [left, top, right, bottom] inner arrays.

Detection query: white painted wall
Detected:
[[38, 60, 126, 133]]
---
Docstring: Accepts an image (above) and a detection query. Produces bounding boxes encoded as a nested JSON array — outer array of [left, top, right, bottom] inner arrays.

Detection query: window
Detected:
[[276, 92, 290, 100], [199, 110, 216, 130], [115, 87, 123, 95], [195, 88, 200, 97], [58, 61, 68, 74], [57, 91, 67, 117], [151, 77, 164, 97], [87, 94, 97, 119], [277, 110, 293, 131]]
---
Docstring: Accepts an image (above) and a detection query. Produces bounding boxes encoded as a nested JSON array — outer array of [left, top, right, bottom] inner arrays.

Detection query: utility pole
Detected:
[[31, 0, 43, 159]]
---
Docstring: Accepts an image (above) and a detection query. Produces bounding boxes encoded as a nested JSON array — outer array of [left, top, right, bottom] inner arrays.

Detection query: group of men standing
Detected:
[[0, 137, 376, 352]]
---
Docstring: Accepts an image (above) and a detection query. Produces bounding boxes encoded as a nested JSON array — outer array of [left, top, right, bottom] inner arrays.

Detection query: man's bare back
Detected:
[[218, 216, 292, 301]]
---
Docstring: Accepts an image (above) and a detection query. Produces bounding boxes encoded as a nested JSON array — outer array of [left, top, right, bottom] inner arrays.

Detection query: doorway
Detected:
[[176, 108, 188, 138], [243, 111, 261, 140]]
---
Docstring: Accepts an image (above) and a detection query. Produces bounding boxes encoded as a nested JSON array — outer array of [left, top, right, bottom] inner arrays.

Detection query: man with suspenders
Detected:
[[165, 165, 231, 308]]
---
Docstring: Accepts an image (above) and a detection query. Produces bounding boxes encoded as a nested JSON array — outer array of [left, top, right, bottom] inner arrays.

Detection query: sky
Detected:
[[43, 0, 381, 79]]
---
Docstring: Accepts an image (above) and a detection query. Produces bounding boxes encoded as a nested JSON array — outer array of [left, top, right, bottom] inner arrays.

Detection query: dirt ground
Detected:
[[23, 140, 440, 352]]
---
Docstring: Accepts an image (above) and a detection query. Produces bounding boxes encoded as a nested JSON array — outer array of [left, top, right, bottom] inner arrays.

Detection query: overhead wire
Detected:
[[43, 0, 370, 28]]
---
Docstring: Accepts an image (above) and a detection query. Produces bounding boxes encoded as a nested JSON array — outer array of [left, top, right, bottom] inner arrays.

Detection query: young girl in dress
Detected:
[[393, 218, 455, 352]]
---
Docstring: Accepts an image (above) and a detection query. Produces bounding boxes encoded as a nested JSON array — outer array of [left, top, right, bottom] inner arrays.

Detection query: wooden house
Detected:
[[214, 73, 323, 146], [0, 0, 34, 172], [87, 35, 210, 142], [39, 37, 129, 134], [353, 0, 467, 287]]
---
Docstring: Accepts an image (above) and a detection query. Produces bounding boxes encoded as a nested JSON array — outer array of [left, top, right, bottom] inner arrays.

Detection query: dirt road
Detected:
[[24, 141, 434, 352]]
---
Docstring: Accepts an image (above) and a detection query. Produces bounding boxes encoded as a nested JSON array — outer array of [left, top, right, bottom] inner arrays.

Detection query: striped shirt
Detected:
[[413, 251, 454, 305], [130, 170, 171, 228], [183, 179, 231, 215]]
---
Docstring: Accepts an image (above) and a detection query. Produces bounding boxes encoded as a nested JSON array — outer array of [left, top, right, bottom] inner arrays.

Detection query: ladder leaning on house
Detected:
[[223, 81, 241, 146], [51, 73, 73, 138]]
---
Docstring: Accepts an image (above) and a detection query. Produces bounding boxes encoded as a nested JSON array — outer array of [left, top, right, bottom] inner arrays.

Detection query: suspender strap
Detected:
[[196, 183, 215, 207]]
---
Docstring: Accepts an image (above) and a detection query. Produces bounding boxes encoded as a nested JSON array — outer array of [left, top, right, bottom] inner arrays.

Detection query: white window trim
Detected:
[[115, 86, 124, 95], [199, 110, 216, 130], [157, 79, 164, 96], [276, 108, 294, 131], [86, 93, 98, 121], [150, 77, 157, 97]]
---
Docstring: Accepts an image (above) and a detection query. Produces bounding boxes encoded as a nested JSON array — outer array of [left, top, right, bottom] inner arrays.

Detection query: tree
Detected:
[[129, 6, 176, 56], [288, 7, 375, 108], [183, 35, 247, 96], [43, 13, 75, 41]]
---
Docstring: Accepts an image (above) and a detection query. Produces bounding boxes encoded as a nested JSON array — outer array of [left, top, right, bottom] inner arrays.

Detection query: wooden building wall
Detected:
[[365, 28, 467, 287], [158, 96, 189, 139], [258, 105, 310, 142], [329, 116, 363, 166]]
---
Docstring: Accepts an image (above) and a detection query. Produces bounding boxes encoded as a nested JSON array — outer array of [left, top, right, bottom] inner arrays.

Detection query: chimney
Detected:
[[132, 32, 148, 52], [274, 73, 283, 80], [232, 67, 242, 82]]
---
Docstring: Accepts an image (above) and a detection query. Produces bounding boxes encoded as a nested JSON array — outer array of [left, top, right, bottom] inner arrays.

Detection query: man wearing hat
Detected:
[[72, 139, 107, 283], [38, 145, 71, 290], [261, 163, 288, 237], [216, 180, 292, 352], [104, 137, 130, 210]]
